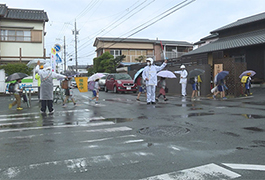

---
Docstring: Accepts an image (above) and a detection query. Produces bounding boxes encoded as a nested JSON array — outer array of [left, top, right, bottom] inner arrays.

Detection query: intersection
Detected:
[[0, 87, 265, 179]]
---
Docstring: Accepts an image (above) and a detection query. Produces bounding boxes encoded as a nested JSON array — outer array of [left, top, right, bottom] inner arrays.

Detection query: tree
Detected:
[[0, 63, 32, 76], [87, 66, 95, 76], [135, 55, 146, 63], [93, 52, 126, 73], [93, 52, 114, 73]]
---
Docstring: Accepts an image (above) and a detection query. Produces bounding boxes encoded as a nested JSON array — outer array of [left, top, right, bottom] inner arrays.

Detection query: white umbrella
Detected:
[[26, 59, 47, 68], [88, 73, 106, 82], [157, 70, 177, 78]]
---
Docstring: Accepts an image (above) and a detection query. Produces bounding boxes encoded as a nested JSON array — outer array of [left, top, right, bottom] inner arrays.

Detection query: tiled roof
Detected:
[[184, 28, 265, 56], [94, 37, 192, 47], [0, 4, 48, 22], [211, 12, 265, 33]]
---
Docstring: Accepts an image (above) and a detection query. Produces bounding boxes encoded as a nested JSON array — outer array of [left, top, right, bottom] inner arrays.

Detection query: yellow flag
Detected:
[[75, 77, 88, 92], [197, 75, 202, 83]]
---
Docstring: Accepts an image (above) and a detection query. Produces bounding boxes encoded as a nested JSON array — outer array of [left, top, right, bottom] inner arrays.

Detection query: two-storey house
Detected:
[[0, 4, 49, 64]]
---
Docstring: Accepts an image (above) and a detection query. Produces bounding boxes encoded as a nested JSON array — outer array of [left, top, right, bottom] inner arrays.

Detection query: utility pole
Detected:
[[74, 19, 78, 73], [64, 36, 66, 71]]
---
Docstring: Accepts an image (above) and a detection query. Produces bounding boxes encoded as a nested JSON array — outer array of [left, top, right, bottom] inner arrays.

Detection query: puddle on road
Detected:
[[243, 127, 264, 132], [189, 107, 203, 110], [90, 118, 133, 123], [243, 101, 265, 105], [234, 114, 265, 119], [171, 112, 215, 119], [138, 125, 190, 137]]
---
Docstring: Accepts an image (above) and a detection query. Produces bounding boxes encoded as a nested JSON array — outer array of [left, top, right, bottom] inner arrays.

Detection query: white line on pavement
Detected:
[[140, 163, 241, 180], [123, 139, 144, 144], [80, 135, 136, 143], [223, 163, 265, 171], [0, 109, 90, 118], [0, 121, 114, 133], [0, 151, 155, 179], [0, 116, 40, 122]]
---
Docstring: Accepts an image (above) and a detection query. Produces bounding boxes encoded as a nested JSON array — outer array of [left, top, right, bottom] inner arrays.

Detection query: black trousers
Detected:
[[41, 100, 53, 112]]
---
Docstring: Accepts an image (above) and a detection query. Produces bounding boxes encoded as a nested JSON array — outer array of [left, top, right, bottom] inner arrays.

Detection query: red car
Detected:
[[105, 73, 137, 93]]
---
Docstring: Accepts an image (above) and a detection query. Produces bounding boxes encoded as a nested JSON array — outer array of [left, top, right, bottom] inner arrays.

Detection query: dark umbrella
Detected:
[[63, 70, 79, 77], [5, 73, 28, 82], [188, 68, 205, 78], [214, 71, 229, 84]]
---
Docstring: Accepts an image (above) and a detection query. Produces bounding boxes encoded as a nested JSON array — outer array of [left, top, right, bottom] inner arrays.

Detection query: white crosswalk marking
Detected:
[[0, 151, 155, 179], [223, 163, 265, 171], [140, 163, 241, 180]]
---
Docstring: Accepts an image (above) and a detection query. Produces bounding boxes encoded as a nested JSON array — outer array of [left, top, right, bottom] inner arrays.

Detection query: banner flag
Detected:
[[75, 77, 88, 92]]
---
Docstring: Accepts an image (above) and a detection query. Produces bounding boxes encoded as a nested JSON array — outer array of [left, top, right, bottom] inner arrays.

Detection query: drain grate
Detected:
[[138, 125, 190, 137]]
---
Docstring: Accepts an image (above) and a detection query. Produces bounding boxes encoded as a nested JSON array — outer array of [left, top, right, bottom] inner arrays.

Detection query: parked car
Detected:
[[105, 73, 137, 93], [98, 73, 109, 90]]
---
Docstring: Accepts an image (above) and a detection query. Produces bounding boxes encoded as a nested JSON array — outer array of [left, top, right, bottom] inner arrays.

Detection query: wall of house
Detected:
[[246, 45, 265, 81], [0, 20, 45, 60], [96, 41, 153, 50], [154, 44, 162, 61]]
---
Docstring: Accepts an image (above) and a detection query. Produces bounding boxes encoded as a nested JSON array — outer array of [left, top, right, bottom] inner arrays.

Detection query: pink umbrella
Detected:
[[88, 73, 106, 82], [157, 70, 177, 78]]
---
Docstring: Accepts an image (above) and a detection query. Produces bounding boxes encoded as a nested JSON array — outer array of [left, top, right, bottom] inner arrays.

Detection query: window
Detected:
[[0, 29, 32, 42], [110, 50, 121, 58]]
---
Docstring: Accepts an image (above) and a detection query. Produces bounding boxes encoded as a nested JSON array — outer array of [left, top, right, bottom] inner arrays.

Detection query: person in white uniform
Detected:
[[36, 60, 66, 114], [174, 65, 188, 96], [142, 58, 167, 104]]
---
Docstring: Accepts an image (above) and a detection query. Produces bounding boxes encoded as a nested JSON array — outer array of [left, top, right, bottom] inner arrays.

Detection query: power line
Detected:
[[75, 0, 154, 54], [67, 0, 145, 56], [77, 0, 195, 58]]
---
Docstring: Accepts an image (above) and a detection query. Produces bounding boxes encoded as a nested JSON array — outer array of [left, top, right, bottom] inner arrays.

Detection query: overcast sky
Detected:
[[4, 0, 265, 66]]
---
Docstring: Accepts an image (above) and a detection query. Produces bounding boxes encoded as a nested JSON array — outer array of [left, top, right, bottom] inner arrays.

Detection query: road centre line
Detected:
[[223, 163, 265, 171], [140, 163, 241, 180], [0, 121, 114, 133]]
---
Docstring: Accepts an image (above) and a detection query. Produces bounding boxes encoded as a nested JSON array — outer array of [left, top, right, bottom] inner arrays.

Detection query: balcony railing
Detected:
[[163, 51, 186, 59]]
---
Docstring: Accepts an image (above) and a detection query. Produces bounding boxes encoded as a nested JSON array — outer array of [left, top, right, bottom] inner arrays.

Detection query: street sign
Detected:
[[54, 44, 62, 52], [56, 54, 62, 63]]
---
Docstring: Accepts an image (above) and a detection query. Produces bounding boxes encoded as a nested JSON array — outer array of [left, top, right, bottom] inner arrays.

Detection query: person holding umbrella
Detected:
[[189, 76, 198, 101], [242, 72, 252, 96], [8, 79, 23, 110], [213, 71, 229, 100], [156, 77, 168, 102], [188, 69, 205, 100], [35, 65, 43, 102], [174, 65, 188, 97], [142, 58, 167, 105], [136, 75, 147, 101]]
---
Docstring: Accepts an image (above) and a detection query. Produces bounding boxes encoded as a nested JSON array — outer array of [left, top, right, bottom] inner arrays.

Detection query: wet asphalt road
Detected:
[[0, 87, 265, 179]]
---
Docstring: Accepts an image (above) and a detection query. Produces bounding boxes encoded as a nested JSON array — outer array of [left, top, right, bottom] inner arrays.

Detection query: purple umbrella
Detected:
[[239, 70, 256, 78]]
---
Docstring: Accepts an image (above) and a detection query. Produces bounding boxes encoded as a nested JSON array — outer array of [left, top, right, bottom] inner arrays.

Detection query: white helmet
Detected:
[[146, 58, 154, 65], [180, 65, 185, 69]]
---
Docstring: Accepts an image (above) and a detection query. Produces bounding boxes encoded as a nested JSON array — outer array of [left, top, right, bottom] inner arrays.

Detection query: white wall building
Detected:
[[0, 4, 49, 64]]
